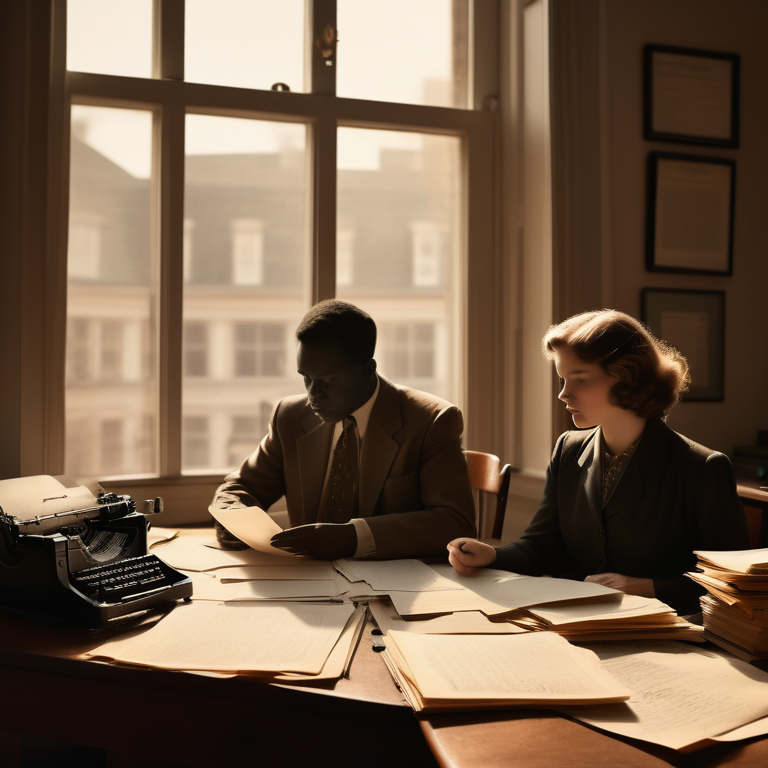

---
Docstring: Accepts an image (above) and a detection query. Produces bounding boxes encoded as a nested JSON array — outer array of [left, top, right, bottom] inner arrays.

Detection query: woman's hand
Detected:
[[584, 572, 655, 597], [447, 538, 497, 576]]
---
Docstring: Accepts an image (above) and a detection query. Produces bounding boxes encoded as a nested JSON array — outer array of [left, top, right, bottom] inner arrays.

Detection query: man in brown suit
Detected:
[[212, 300, 475, 560]]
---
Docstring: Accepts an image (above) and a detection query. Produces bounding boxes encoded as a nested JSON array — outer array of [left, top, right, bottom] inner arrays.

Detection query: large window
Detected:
[[56, 0, 498, 512]]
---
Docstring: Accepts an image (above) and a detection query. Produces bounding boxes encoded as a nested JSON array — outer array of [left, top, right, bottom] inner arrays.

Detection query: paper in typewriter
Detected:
[[381, 631, 630, 712], [566, 641, 768, 750], [85, 601, 355, 674], [0, 475, 97, 518]]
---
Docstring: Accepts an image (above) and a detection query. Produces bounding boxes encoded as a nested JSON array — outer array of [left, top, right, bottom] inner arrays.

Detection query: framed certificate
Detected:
[[642, 288, 725, 402], [646, 152, 735, 275], [644, 44, 740, 148]]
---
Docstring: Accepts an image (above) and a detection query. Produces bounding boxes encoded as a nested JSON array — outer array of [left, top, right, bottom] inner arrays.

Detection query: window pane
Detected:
[[66, 106, 156, 478], [337, 0, 469, 108], [67, 0, 152, 79], [183, 115, 308, 473], [186, 0, 305, 92], [337, 129, 461, 404]]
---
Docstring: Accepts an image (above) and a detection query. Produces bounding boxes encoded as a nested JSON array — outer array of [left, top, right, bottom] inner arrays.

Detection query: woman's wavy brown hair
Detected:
[[542, 310, 690, 420]]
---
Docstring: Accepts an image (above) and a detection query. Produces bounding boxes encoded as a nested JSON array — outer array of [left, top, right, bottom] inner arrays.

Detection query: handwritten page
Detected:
[[568, 641, 768, 750], [383, 631, 630, 711], [370, 600, 525, 635], [209, 504, 293, 557], [85, 601, 355, 674], [335, 559, 462, 592]]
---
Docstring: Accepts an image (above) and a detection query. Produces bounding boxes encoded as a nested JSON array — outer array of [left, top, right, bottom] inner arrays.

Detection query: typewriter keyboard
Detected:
[[71, 553, 174, 603]]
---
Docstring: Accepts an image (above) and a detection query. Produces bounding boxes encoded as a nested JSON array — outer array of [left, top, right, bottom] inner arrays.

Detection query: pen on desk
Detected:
[[342, 603, 369, 679]]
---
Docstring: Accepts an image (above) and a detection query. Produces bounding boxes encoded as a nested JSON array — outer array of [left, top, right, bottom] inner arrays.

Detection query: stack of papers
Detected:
[[688, 548, 768, 660], [511, 594, 704, 642], [151, 528, 341, 603], [567, 641, 768, 751], [84, 600, 366, 683], [379, 631, 631, 712]]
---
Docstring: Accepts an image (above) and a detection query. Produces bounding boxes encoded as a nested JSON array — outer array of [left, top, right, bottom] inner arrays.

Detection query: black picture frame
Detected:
[[646, 152, 735, 276], [644, 44, 740, 147], [642, 288, 725, 402]]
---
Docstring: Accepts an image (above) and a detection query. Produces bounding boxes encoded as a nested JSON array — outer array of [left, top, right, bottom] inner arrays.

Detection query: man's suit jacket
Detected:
[[493, 419, 750, 613], [213, 377, 476, 559]]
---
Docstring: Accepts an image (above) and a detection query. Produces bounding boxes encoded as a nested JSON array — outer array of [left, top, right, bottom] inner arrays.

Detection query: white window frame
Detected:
[[9, 0, 504, 525]]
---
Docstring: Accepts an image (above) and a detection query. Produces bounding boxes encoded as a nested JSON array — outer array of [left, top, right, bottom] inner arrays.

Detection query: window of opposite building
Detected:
[[58, 0, 498, 512]]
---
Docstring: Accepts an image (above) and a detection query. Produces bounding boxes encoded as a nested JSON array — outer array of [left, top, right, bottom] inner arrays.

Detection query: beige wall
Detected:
[[603, 0, 768, 455]]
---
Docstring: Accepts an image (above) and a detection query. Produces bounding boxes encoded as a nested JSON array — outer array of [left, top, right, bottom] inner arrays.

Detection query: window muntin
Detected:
[[67, 0, 153, 79], [65, 105, 157, 479], [182, 115, 308, 473]]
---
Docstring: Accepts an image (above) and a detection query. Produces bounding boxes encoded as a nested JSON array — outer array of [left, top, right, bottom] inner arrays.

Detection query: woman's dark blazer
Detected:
[[493, 419, 750, 613]]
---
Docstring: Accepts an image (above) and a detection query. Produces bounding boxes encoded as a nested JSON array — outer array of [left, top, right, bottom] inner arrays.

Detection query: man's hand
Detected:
[[214, 519, 249, 550], [271, 523, 357, 560], [446, 538, 497, 576], [584, 572, 655, 597]]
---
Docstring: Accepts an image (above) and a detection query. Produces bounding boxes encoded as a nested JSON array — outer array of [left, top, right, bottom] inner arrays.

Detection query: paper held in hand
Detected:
[[209, 504, 292, 557]]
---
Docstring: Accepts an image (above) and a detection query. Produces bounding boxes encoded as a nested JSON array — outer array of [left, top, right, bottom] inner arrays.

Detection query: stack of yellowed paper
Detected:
[[566, 641, 768, 751], [151, 527, 342, 603], [379, 631, 631, 712], [84, 600, 366, 683], [509, 594, 704, 642], [688, 548, 768, 661]]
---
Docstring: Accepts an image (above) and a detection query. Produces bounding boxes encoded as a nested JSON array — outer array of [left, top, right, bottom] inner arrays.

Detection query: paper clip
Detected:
[[371, 628, 386, 652]]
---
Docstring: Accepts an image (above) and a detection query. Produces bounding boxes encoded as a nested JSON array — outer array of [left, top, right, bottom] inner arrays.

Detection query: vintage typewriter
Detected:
[[0, 475, 192, 623]]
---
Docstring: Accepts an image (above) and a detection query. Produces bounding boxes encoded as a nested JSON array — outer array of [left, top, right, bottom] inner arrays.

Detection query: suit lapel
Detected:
[[358, 378, 401, 518], [297, 411, 333, 524], [578, 427, 603, 526]]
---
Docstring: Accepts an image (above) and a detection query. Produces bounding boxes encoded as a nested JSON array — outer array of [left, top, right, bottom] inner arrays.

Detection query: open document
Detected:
[[85, 600, 356, 677], [566, 641, 768, 751], [380, 631, 630, 712]]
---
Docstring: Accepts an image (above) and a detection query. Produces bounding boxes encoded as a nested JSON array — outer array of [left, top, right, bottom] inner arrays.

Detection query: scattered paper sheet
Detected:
[[217, 564, 335, 582], [153, 530, 320, 572], [382, 631, 630, 711], [147, 526, 180, 549], [84, 601, 355, 674], [209, 504, 293, 557], [190, 578, 341, 602], [528, 595, 676, 626], [567, 641, 768, 750], [370, 600, 526, 635], [335, 559, 462, 592]]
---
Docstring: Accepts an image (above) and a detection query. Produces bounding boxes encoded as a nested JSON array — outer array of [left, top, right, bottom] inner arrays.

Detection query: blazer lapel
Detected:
[[578, 428, 603, 526], [358, 378, 401, 518], [297, 411, 333, 524]]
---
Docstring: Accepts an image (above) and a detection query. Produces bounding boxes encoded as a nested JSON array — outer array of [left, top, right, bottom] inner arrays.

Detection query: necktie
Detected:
[[317, 416, 359, 524]]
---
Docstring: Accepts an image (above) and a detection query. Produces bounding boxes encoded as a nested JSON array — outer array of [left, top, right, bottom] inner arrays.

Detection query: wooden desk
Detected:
[[2, 611, 768, 768], [737, 479, 768, 547]]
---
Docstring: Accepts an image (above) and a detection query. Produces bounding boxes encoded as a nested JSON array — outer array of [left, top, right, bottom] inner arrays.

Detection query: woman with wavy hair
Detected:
[[448, 309, 749, 614]]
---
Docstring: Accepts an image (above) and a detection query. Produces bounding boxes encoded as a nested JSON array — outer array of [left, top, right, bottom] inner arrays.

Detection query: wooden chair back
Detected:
[[464, 450, 513, 539]]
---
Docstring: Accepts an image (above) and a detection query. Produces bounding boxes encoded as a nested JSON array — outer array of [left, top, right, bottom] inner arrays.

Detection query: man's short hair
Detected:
[[295, 300, 377, 364]]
